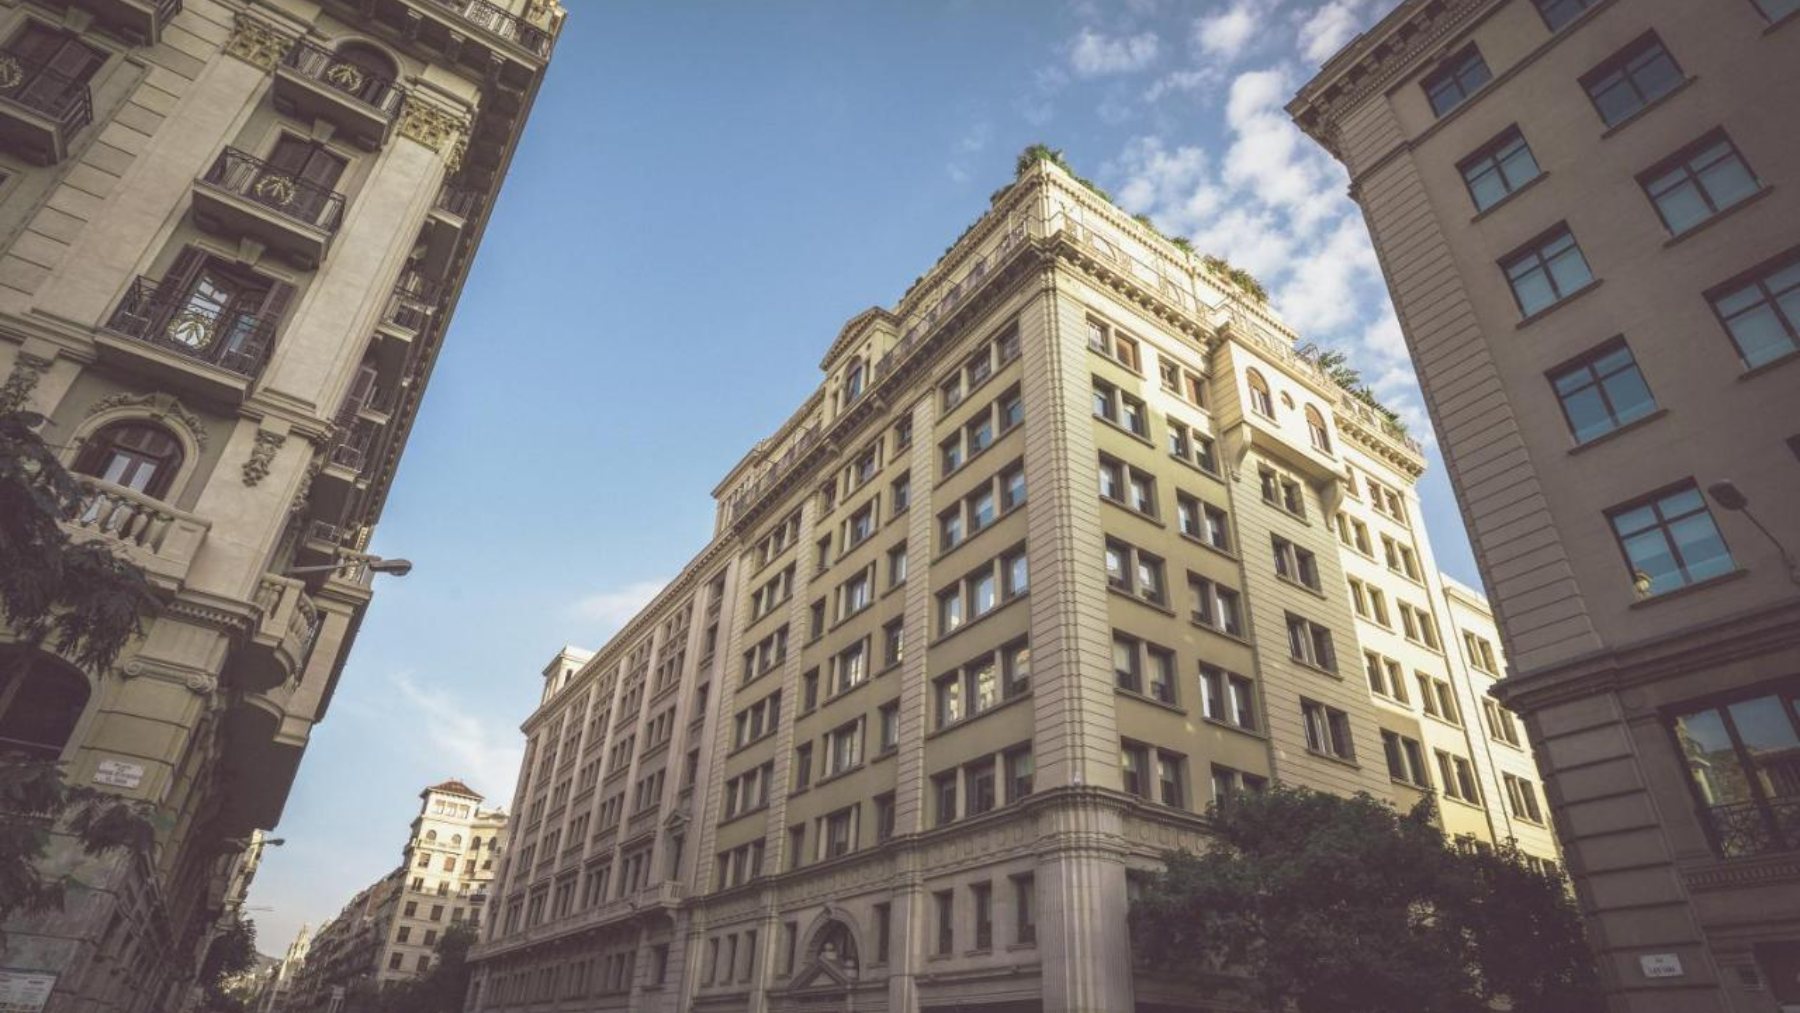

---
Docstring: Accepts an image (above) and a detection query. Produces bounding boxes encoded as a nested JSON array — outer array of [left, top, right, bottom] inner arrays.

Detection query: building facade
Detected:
[[464, 156, 1559, 1013], [287, 780, 506, 1006], [250, 922, 310, 1013], [1289, 1, 1800, 1010], [0, 0, 559, 1005]]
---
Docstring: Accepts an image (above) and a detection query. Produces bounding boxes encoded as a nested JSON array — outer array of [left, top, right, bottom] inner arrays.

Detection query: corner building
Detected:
[[468, 158, 1558, 1013], [0, 0, 559, 1005], [1289, 0, 1800, 1010]]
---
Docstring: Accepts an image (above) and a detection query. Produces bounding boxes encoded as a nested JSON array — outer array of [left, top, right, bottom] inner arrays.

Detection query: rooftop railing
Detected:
[[419, 0, 552, 56]]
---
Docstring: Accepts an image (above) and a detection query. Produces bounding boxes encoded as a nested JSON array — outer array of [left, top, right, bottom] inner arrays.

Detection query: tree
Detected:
[[0, 409, 160, 925], [199, 917, 259, 1012], [1129, 786, 1598, 1013], [379, 921, 478, 1013]]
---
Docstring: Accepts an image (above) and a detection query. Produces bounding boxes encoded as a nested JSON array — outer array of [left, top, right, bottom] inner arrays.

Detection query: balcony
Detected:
[[97, 275, 279, 402], [1704, 795, 1800, 859], [66, 476, 209, 590], [419, 0, 552, 57], [273, 39, 404, 149], [241, 575, 321, 692], [192, 148, 344, 269], [433, 183, 481, 221], [32, 0, 182, 46], [0, 49, 94, 165]]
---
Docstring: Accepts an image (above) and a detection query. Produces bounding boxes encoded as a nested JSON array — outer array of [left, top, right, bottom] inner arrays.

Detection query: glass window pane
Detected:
[[1667, 514, 1732, 582], [1468, 168, 1508, 210], [1622, 529, 1679, 587], [1546, 245, 1593, 294], [1562, 387, 1614, 443], [1511, 269, 1556, 316], [1653, 180, 1711, 233], [1726, 696, 1800, 797], [1726, 305, 1792, 367], [1599, 368, 1655, 426], [1696, 152, 1757, 208]]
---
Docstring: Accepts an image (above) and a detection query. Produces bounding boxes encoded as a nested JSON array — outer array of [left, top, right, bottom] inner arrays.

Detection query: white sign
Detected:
[[1640, 953, 1684, 979], [92, 759, 144, 789], [0, 970, 57, 1013]]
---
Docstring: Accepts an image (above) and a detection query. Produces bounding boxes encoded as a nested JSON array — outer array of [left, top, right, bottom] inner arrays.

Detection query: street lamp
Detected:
[[1706, 480, 1800, 585], [286, 554, 413, 578]]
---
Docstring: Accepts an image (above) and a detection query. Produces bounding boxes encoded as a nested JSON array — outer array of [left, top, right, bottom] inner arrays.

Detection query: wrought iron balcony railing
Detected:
[[420, 0, 552, 56], [104, 275, 278, 379], [328, 416, 380, 474], [382, 269, 442, 332], [1705, 794, 1800, 858], [279, 38, 404, 116], [434, 183, 481, 218], [200, 147, 346, 233], [0, 47, 94, 135]]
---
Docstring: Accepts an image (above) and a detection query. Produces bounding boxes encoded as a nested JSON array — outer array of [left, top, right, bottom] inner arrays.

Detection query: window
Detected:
[[1504, 774, 1544, 823], [965, 757, 997, 816], [883, 619, 904, 667], [1157, 750, 1187, 808], [821, 806, 855, 858], [1000, 463, 1027, 510], [1422, 45, 1491, 117], [1399, 602, 1440, 650], [73, 422, 184, 498], [1436, 750, 1481, 804], [1092, 378, 1149, 436], [1001, 640, 1031, 697], [1188, 574, 1243, 636], [1271, 536, 1320, 591], [1485, 700, 1523, 747], [1549, 339, 1657, 443], [933, 771, 958, 826], [1364, 652, 1408, 703], [1104, 538, 1166, 605], [1120, 741, 1148, 797], [732, 689, 782, 749], [1464, 632, 1499, 674], [935, 649, 1012, 728], [1532, 0, 1594, 29], [831, 640, 867, 695], [840, 568, 872, 617], [792, 743, 812, 791], [1013, 874, 1037, 944], [1382, 730, 1431, 787], [1211, 765, 1269, 807], [1113, 634, 1142, 694], [1413, 674, 1460, 725], [1608, 482, 1735, 595], [1671, 685, 1800, 857], [1199, 665, 1257, 731], [1752, 0, 1800, 20], [1459, 127, 1541, 212], [1285, 613, 1337, 672], [1301, 700, 1355, 761], [1259, 467, 1306, 518], [1709, 249, 1800, 369], [1582, 34, 1684, 128], [823, 719, 863, 776], [1246, 370, 1274, 417], [1005, 743, 1035, 802], [1642, 133, 1760, 235], [887, 542, 909, 588], [1087, 316, 1142, 370], [117, 249, 295, 374], [935, 891, 955, 955], [1304, 405, 1331, 452], [1503, 226, 1594, 316], [874, 793, 896, 843]]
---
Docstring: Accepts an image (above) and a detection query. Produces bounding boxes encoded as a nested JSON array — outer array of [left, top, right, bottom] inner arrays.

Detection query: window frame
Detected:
[[1580, 32, 1686, 129], [1421, 44, 1492, 118], [1546, 337, 1658, 444], [1457, 126, 1542, 212]]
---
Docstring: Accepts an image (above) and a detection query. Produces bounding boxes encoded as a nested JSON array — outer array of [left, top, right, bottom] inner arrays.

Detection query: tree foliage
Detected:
[[0, 409, 161, 926], [199, 917, 260, 1011], [377, 921, 479, 1013], [1130, 786, 1598, 1013]]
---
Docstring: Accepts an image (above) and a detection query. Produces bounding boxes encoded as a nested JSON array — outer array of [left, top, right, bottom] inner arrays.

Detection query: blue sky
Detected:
[[246, 0, 1472, 952]]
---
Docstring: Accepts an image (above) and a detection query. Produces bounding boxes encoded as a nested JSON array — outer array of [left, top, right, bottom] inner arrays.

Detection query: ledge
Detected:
[[1663, 186, 1774, 249], [1739, 348, 1800, 382], [1628, 568, 1749, 609], [1515, 278, 1604, 331], [1599, 77, 1697, 141], [1469, 170, 1550, 224], [1114, 686, 1187, 716], [1567, 408, 1669, 456]]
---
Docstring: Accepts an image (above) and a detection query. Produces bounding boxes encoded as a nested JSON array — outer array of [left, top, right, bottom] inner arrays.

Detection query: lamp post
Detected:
[[1706, 480, 1800, 586], [286, 553, 414, 578]]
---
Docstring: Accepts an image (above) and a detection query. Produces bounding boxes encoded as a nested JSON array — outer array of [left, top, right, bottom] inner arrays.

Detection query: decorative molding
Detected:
[[398, 98, 472, 167], [288, 459, 322, 515], [242, 429, 287, 486], [84, 392, 210, 450], [0, 351, 52, 413], [122, 657, 219, 696], [225, 12, 295, 71]]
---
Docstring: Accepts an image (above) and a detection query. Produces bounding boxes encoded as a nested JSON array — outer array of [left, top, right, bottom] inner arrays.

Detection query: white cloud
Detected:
[[570, 578, 666, 631], [1142, 68, 1213, 103], [1297, 0, 1372, 65], [1194, 3, 1260, 60], [1069, 28, 1161, 77], [946, 121, 992, 183], [390, 672, 524, 802]]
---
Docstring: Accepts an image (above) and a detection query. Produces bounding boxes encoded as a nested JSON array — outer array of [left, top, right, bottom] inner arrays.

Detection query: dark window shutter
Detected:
[[148, 245, 209, 332], [299, 147, 347, 189], [266, 136, 314, 174]]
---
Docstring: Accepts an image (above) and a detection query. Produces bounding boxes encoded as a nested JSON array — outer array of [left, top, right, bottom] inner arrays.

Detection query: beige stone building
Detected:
[[1289, 0, 1800, 1010], [0, 0, 559, 1005], [287, 780, 506, 1006], [464, 156, 1558, 1013]]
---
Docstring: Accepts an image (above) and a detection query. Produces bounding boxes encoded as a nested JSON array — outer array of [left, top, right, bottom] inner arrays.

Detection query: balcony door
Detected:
[[6, 24, 105, 114], [264, 136, 348, 226], [75, 422, 183, 498], [153, 247, 294, 373]]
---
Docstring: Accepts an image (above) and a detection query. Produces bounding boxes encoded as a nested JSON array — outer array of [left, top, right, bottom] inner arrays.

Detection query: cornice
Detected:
[[816, 306, 898, 372], [1333, 404, 1427, 477]]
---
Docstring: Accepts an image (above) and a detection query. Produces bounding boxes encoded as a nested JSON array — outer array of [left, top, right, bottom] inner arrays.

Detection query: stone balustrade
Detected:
[[67, 475, 210, 587]]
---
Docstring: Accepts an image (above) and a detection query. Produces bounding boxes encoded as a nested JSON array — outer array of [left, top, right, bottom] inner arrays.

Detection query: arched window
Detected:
[[1306, 405, 1332, 452], [426, 829, 438, 840], [813, 920, 859, 971], [74, 421, 184, 498], [1246, 370, 1274, 418], [471, 836, 482, 850], [0, 649, 90, 760], [843, 359, 866, 405], [451, 834, 463, 847]]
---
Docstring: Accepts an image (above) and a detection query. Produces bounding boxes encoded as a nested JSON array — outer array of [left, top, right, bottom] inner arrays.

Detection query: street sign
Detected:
[[1640, 953, 1684, 979]]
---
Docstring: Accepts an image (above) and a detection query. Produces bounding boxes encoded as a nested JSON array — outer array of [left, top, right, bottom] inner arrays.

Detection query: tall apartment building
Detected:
[[288, 780, 506, 1007], [464, 156, 1558, 1013], [0, 0, 559, 1004], [1289, 1, 1800, 1010], [252, 923, 311, 1013]]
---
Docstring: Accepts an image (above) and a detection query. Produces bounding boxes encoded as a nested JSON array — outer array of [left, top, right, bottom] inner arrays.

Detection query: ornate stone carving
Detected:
[[0, 352, 52, 413], [288, 459, 322, 515], [398, 99, 472, 166], [122, 658, 218, 696], [242, 429, 287, 486], [84, 392, 209, 449], [225, 13, 294, 71]]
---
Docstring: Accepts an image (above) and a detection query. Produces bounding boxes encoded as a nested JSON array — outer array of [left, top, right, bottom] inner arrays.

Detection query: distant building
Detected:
[[253, 923, 311, 1013], [289, 781, 505, 1008], [1290, 0, 1800, 1009], [0, 0, 561, 1002], [465, 156, 1559, 1011]]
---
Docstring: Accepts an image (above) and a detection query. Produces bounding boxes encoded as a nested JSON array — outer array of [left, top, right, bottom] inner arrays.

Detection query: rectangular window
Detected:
[[1608, 482, 1735, 595], [1005, 743, 1035, 802], [1437, 750, 1481, 804], [1285, 613, 1337, 672], [934, 771, 958, 826], [1381, 730, 1430, 787], [966, 756, 997, 815], [1709, 248, 1800, 368], [1583, 34, 1684, 127], [1271, 536, 1321, 591], [1484, 699, 1522, 746], [1157, 749, 1187, 808], [1504, 773, 1545, 823], [874, 902, 892, 962], [1422, 45, 1491, 117], [1013, 874, 1037, 944], [1120, 741, 1150, 798], [1503, 225, 1594, 317], [1112, 633, 1142, 694], [1301, 699, 1354, 760], [1459, 127, 1541, 212], [1549, 339, 1657, 444], [879, 701, 899, 751], [972, 882, 993, 950], [1670, 685, 1800, 857], [935, 891, 955, 955], [874, 793, 896, 843], [1533, 0, 1595, 30], [1641, 132, 1760, 235]]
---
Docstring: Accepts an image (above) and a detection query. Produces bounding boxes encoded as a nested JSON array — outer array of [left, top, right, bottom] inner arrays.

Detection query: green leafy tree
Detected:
[[1130, 786, 1598, 1013], [200, 917, 259, 1011], [378, 921, 478, 1013], [0, 409, 160, 925]]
